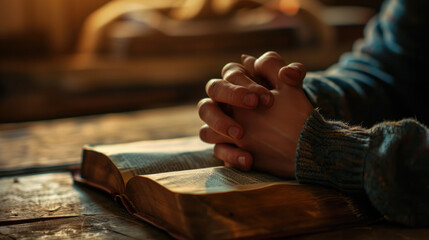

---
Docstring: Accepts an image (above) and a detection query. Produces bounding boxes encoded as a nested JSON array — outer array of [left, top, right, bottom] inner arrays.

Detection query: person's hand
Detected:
[[199, 51, 287, 137], [201, 61, 313, 177], [198, 51, 287, 161], [231, 63, 313, 177], [199, 51, 299, 169]]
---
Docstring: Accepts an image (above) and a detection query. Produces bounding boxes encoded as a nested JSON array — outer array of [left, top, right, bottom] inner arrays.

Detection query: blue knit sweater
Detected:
[[297, 0, 429, 226]]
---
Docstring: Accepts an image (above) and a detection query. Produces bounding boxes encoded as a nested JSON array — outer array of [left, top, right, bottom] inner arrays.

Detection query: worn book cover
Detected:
[[74, 136, 380, 239]]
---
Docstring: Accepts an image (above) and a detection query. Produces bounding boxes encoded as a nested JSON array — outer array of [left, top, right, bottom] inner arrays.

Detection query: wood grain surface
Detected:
[[0, 104, 202, 176], [0, 172, 171, 239], [1, 104, 428, 239]]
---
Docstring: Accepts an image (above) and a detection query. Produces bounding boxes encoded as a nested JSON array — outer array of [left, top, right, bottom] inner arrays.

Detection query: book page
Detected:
[[142, 166, 293, 194], [89, 137, 223, 184]]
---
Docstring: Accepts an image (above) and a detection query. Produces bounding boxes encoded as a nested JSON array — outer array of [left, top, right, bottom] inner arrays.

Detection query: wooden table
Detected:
[[1, 104, 428, 239]]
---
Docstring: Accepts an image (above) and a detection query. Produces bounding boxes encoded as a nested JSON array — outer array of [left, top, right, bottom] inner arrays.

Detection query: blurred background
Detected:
[[0, 0, 382, 123]]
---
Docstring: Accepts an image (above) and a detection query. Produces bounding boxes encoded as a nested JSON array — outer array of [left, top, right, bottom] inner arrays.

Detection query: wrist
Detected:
[[295, 110, 370, 192]]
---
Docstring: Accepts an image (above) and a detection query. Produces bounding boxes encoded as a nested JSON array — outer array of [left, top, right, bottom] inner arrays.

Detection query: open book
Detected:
[[75, 136, 379, 240]]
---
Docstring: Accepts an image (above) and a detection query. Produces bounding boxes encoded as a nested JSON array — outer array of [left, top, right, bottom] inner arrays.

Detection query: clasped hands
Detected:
[[198, 51, 314, 178]]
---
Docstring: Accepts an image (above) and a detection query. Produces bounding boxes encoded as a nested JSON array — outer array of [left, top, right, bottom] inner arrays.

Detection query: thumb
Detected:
[[278, 63, 306, 89]]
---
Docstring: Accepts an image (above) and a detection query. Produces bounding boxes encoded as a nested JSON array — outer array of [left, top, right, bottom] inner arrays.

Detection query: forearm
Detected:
[[296, 110, 429, 226]]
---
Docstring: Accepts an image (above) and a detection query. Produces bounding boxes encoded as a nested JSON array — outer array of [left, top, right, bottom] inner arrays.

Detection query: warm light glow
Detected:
[[278, 0, 300, 16]]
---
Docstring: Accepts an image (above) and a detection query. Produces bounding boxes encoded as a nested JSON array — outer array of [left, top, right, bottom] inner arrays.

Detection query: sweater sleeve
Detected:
[[302, 0, 429, 126], [296, 110, 429, 226]]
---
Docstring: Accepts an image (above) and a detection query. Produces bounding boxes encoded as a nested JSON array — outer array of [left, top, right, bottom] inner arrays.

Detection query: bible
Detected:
[[75, 136, 379, 240]]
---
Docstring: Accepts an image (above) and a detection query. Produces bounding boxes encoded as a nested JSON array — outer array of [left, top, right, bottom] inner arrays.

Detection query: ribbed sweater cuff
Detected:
[[296, 110, 371, 192]]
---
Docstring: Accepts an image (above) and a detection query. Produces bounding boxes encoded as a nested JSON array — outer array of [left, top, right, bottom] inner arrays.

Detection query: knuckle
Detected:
[[265, 51, 281, 58], [261, 55, 279, 66], [222, 62, 239, 75], [227, 152, 237, 164], [229, 86, 246, 103], [212, 118, 226, 134], [224, 69, 244, 83], [213, 144, 224, 160], [257, 51, 284, 67], [248, 83, 268, 94], [261, 51, 282, 61], [214, 144, 233, 164]]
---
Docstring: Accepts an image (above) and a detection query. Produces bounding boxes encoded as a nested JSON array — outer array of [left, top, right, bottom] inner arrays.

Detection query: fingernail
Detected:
[[241, 54, 251, 62], [260, 93, 272, 106], [243, 93, 257, 107], [228, 126, 241, 139], [285, 63, 302, 79], [238, 156, 246, 167]]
